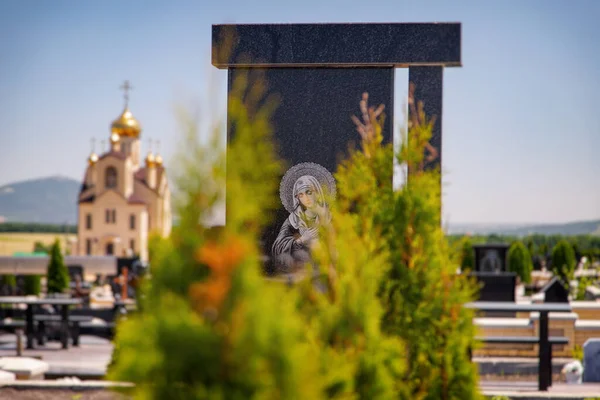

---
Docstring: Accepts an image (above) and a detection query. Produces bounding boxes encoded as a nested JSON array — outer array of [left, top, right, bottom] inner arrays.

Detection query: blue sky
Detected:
[[0, 0, 598, 224]]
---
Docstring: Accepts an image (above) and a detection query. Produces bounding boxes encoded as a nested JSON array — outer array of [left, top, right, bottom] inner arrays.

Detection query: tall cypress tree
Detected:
[[507, 241, 533, 284], [460, 237, 476, 271], [551, 239, 577, 285], [46, 239, 70, 294]]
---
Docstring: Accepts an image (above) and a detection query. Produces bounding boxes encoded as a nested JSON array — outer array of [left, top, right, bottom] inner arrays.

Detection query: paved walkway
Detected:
[[481, 380, 600, 399], [0, 334, 112, 377], [1, 334, 600, 399]]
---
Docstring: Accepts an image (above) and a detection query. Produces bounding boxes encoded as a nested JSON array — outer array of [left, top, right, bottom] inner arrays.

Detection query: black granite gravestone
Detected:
[[540, 276, 570, 303], [473, 243, 509, 273], [212, 23, 461, 273], [469, 272, 517, 302]]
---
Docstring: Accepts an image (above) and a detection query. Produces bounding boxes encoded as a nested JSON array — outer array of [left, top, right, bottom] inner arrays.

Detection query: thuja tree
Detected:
[[333, 91, 482, 400], [460, 237, 476, 271], [107, 68, 325, 399], [295, 121, 407, 397], [24, 275, 42, 296], [551, 239, 577, 284], [507, 241, 533, 284], [46, 239, 70, 294]]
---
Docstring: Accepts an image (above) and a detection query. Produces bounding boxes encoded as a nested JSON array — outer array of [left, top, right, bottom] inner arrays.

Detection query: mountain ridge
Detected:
[[0, 176, 80, 225]]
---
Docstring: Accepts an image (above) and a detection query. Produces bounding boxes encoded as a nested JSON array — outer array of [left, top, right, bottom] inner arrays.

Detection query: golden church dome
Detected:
[[145, 151, 156, 168], [155, 154, 163, 166], [88, 152, 99, 166], [111, 107, 141, 138]]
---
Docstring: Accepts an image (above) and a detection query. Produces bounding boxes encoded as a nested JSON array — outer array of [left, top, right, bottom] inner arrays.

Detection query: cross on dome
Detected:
[[120, 80, 133, 108]]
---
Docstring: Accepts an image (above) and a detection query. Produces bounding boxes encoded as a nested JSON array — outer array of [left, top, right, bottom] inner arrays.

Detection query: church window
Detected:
[[130, 239, 135, 252], [105, 209, 116, 224], [130, 214, 136, 230], [85, 213, 92, 230], [105, 167, 117, 189], [86, 239, 92, 255]]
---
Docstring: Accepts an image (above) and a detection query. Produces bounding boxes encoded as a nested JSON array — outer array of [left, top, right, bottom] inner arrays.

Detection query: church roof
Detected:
[[127, 193, 147, 205], [99, 151, 127, 161], [134, 166, 165, 191], [79, 194, 95, 203]]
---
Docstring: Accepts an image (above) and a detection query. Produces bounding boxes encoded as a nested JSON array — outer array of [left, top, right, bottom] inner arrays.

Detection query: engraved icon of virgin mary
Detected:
[[271, 162, 336, 273]]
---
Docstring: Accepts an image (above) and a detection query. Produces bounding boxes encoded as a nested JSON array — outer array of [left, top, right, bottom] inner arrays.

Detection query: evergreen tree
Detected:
[[507, 241, 533, 283], [334, 91, 482, 399], [107, 68, 325, 399], [297, 172, 407, 398], [46, 239, 70, 294], [460, 237, 476, 271], [551, 239, 577, 284], [0, 275, 17, 295], [107, 55, 482, 400], [525, 237, 535, 257], [23, 275, 41, 295]]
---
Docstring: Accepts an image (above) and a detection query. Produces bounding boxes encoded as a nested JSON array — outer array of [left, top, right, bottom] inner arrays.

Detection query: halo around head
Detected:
[[280, 162, 336, 213]]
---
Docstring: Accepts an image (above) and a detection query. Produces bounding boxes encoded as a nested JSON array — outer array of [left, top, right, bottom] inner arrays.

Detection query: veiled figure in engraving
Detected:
[[272, 174, 332, 272]]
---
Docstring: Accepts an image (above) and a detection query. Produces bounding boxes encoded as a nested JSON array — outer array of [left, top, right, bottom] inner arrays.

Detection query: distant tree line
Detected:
[[0, 222, 76, 233]]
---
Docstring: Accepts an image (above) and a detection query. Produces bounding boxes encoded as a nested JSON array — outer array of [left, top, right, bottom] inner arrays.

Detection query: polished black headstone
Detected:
[[540, 277, 570, 303], [473, 244, 510, 273], [470, 272, 517, 302], [409, 67, 443, 171], [227, 67, 393, 273]]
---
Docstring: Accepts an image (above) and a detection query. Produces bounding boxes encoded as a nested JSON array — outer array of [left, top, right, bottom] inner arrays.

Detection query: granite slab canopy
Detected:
[[212, 23, 462, 68]]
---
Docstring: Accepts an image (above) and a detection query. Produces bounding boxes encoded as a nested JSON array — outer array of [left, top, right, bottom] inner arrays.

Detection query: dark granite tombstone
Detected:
[[540, 276, 570, 303], [470, 272, 517, 302], [473, 243, 509, 273], [212, 23, 461, 273]]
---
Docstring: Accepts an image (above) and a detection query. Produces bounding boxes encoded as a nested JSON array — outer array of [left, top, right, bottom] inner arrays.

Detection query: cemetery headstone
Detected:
[[470, 272, 516, 302], [473, 243, 509, 273], [583, 338, 600, 382], [212, 23, 462, 273], [540, 276, 570, 303]]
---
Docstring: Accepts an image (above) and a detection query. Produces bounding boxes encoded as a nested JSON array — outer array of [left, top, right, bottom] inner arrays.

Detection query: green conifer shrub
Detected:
[[551, 239, 577, 284], [460, 237, 476, 271], [1, 275, 17, 293], [23, 275, 41, 295], [333, 91, 482, 400], [107, 67, 325, 399], [507, 241, 533, 283], [46, 239, 70, 294], [107, 51, 482, 400]]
